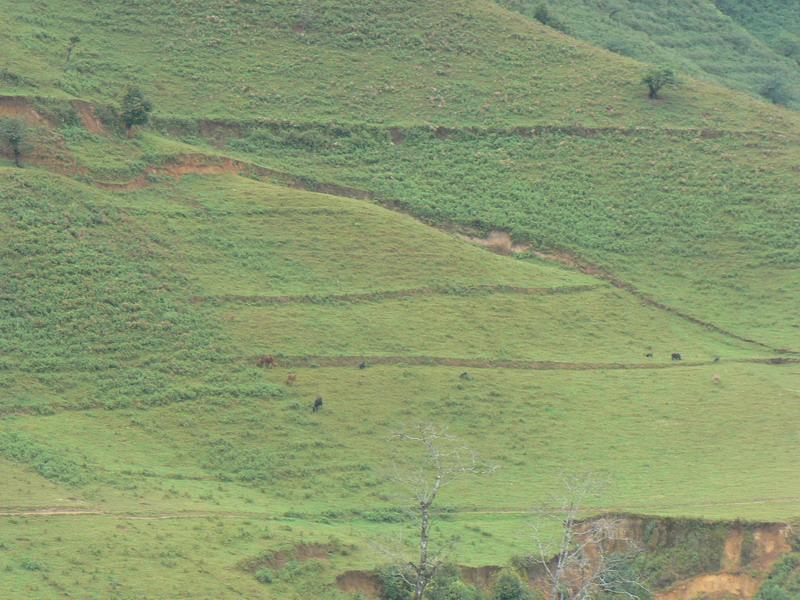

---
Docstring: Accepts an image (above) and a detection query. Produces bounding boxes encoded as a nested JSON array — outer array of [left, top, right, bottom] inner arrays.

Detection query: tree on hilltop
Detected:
[[120, 87, 153, 136]]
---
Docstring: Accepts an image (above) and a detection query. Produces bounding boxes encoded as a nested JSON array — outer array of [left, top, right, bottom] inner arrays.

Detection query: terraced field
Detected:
[[1, 163, 797, 598], [1, 1, 799, 598]]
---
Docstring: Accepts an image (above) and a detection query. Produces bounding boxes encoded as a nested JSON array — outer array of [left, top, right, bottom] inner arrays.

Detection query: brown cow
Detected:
[[257, 355, 276, 368], [286, 373, 297, 386]]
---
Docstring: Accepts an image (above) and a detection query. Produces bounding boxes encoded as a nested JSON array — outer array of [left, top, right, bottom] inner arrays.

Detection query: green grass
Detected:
[[499, 0, 800, 109], [2, 0, 799, 131], [1, 1, 799, 598], [1, 166, 797, 597], [215, 124, 800, 350]]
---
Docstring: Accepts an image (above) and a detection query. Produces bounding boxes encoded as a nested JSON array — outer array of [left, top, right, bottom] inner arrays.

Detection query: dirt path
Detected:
[[191, 283, 603, 306], [4, 494, 800, 520], [257, 355, 798, 371]]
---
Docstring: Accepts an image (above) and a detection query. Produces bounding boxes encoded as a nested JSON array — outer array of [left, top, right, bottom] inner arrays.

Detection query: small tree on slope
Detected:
[[0, 118, 29, 167], [642, 68, 676, 99], [121, 87, 153, 136]]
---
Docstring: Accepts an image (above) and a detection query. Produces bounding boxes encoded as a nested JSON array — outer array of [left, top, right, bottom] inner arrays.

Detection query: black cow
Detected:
[[358, 361, 367, 369], [713, 356, 720, 363], [459, 372, 473, 381], [645, 352, 653, 359], [312, 396, 323, 412], [671, 353, 682, 361]]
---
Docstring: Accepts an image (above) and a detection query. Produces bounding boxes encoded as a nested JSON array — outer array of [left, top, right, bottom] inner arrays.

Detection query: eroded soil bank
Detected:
[[335, 515, 796, 600]]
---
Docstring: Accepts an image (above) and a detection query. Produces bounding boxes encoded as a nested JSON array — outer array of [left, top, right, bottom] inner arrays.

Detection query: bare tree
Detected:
[[392, 424, 495, 600], [531, 474, 650, 600]]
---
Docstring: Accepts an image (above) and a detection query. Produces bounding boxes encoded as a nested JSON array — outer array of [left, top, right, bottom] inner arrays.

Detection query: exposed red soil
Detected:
[[71, 100, 105, 134], [0, 95, 51, 126], [336, 570, 382, 599], [657, 574, 761, 600], [459, 230, 532, 255]]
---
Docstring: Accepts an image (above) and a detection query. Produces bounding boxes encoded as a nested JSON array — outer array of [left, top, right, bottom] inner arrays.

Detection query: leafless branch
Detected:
[[529, 473, 650, 600]]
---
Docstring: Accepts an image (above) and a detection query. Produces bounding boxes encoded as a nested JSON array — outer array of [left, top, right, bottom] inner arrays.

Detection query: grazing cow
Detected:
[[712, 374, 721, 385], [645, 352, 653, 359], [671, 353, 682, 361], [713, 356, 720, 363], [312, 396, 323, 412], [286, 373, 297, 386], [459, 372, 472, 381], [257, 355, 276, 368], [358, 361, 367, 369]]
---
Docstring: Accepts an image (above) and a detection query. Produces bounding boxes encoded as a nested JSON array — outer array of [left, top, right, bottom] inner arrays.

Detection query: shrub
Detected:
[[492, 571, 533, 600], [255, 568, 273, 584], [755, 554, 800, 600], [533, 4, 567, 33], [377, 564, 414, 600], [434, 580, 484, 600], [427, 564, 484, 600], [21, 558, 44, 571], [761, 79, 793, 107]]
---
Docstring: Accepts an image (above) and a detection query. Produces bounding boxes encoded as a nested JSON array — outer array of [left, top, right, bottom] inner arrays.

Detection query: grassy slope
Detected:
[[2, 0, 799, 349], [499, 0, 800, 108], [219, 125, 800, 350], [0, 1, 799, 597], [0, 167, 798, 598], [0, 0, 798, 130], [715, 0, 800, 61]]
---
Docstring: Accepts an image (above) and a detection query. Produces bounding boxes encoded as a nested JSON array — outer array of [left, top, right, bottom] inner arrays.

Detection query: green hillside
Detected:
[[1, 1, 799, 599], [499, 0, 800, 109], [1, 166, 797, 598], [2, 0, 799, 129]]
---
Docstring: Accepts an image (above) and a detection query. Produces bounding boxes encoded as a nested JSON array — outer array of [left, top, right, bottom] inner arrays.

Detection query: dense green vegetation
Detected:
[[3, 0, 799, 129], [500, 0, 800, 108], [0, 0, 798, 598], [756, 554, 800, 600]]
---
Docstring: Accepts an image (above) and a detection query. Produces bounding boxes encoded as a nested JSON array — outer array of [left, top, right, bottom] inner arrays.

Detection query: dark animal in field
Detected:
[[645, 352, 653, 359], [671, 353, 682, 361], [713, 356, 720, 363], [257, 355, 276, 368], [459, 372, 473, 381], [286, 373, 297, 386], [312, 396, 323, 412], [358, 361, 367, 369]]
